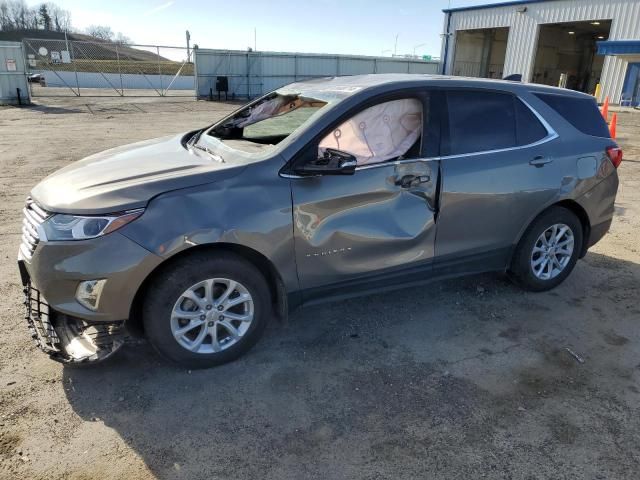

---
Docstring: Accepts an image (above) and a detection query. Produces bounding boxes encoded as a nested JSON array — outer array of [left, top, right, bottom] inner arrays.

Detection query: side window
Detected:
[[515, 98, 548, 145], [533, 92, 610, 138], [318, 98, 423, 166], [446, 90, 516, 155]]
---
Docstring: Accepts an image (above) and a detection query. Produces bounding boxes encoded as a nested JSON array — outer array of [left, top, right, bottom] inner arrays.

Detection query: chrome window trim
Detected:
[[280, 173, 307, 179], [355, 157, 439, 171], [282, 94, 558, 177], [281, 156, 439, 177]]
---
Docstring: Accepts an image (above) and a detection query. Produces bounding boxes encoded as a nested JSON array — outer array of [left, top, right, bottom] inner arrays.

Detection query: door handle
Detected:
[[395, 174, 430, 188], [529, 156, 553, 167]]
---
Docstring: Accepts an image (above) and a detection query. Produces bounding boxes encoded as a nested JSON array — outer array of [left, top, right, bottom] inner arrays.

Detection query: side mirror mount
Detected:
[[294, 148, 357, 176]]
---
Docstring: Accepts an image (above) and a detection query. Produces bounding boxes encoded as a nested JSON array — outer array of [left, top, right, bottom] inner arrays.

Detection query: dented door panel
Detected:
[[291, 159, 439, 291]]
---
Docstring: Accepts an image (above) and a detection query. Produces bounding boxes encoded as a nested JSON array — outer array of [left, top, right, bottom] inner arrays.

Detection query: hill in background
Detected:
[[0, 29, 170, 62]]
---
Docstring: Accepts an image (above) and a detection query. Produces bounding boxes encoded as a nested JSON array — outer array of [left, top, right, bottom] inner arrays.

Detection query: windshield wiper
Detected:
[[187, 131, 224, 163], [187, 128, 204, 148]]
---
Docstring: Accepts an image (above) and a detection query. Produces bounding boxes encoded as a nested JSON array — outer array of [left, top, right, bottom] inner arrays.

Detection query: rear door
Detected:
[[434, 88, 569, 273], [289, 90, 443, 300]]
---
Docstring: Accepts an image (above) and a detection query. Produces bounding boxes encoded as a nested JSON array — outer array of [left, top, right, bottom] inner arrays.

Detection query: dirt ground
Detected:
[[0, 94, 639, 480]]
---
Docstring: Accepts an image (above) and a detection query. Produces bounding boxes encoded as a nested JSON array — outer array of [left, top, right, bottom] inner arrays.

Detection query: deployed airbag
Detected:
[[319, 98, 422, 165]]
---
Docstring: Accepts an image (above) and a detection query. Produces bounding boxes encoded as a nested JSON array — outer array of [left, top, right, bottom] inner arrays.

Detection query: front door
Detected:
[[289, 93, 441, 301]]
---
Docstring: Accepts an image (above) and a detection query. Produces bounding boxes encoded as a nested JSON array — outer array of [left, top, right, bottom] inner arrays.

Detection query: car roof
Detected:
[[282, 73, 594, 100]]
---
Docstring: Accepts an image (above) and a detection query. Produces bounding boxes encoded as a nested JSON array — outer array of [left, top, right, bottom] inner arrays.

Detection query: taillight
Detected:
[[606, 146, 623, 168]]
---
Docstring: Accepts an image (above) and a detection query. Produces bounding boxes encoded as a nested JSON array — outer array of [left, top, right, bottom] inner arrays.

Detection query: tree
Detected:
[[114, 31, 131, 45], [85, 24, 113, 41], [45, 2, 71, 32], [38, 3, 51, 30], [0, 0, 70, 32], [0, 0, 41, 30], [0, 2, 11, 30]]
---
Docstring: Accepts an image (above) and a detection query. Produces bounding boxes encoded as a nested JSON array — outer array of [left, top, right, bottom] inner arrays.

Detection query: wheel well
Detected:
[[514, 200, 591, 264], [554, 200, 590, 257], [127, 243, 286, 337]]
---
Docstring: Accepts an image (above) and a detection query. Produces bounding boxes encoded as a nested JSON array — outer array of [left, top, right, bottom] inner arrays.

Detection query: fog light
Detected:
[[75, 280, 106, 311]]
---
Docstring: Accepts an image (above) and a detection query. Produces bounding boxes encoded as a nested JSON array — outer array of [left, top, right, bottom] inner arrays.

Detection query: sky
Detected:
[[26, 0, 509, 57]]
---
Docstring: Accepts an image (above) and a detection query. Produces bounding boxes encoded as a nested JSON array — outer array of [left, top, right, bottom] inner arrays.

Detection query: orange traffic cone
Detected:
[[609, 113, 617, 139], [601, 96, 610, 121]]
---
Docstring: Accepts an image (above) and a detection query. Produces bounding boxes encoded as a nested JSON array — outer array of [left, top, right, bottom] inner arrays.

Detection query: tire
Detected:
[[509, 206, 583, 292], [143, 252, 271, 369]]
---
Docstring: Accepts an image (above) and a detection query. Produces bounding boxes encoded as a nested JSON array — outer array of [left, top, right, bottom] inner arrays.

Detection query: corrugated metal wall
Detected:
[[0, 41, 29, 105], [194, 49, 440, 98], [443, 0, 640, 102]]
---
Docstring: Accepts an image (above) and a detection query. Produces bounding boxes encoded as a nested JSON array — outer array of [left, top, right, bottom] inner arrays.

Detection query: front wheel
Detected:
[[509, 206, 583, 292], [143, 252, 271, 369]]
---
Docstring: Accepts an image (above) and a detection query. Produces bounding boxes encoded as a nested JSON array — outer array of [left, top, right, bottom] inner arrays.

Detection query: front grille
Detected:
[[20, 197, 50, 260], [24, 284, 60, 354]]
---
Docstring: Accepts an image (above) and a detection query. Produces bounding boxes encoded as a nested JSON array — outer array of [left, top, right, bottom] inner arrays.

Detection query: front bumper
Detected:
[[18, 231, 163, 363], [19, 231, 163, 322], [22, 282, 125, 364]]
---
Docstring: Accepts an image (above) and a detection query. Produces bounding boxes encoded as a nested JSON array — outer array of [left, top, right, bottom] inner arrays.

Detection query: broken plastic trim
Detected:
[[24, 284, 125, 364]]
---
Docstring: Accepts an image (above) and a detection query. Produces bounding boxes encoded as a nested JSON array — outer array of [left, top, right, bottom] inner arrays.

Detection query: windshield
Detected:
[[201, 93, 327, 154], [198, 80, 362, 156]]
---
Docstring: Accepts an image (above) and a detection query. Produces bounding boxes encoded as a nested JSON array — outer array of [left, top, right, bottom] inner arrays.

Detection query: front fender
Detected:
[[119, 160, 298, 292]]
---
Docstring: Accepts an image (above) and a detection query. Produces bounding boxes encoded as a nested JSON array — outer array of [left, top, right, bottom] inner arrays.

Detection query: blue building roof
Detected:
[[443, 0, 555, 14], [596, 40, 640, 56]]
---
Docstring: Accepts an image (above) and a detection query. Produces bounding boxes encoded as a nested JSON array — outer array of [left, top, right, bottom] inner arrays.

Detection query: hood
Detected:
[[31, 134, 246, 214]]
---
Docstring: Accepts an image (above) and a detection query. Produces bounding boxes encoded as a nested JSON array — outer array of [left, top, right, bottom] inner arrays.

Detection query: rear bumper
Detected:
[[575, 171, 618, 254], [586, 218, 613, 250]]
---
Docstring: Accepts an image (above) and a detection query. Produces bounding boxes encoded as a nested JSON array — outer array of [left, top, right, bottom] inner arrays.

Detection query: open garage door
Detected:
[[532, 20, 612, 94], [452, 27, 508, 79]]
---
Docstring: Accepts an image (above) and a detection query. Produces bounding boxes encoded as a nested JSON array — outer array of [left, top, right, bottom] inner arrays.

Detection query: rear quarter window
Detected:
[[515, 98, 549, 145], [533, 92, 610, 138]]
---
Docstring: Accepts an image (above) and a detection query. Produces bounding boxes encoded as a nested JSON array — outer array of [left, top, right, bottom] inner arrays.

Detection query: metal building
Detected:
[[194, 49, 440, 99], [440, 0, 640, 104], [0, 41, 30, 105]]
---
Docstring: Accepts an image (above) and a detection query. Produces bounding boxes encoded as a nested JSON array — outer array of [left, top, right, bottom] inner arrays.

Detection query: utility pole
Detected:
[[186, 30, 191, 62], [394, 34, 399, 56], [254, 27, 257, 51]]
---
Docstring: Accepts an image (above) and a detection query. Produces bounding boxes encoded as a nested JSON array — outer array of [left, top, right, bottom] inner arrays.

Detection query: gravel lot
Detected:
[[1, 95, 639, 480]]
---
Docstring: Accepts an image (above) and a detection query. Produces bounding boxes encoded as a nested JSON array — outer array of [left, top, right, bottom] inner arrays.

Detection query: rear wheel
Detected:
[[510, 206, 583, 292], [143, 252, 271, 368]]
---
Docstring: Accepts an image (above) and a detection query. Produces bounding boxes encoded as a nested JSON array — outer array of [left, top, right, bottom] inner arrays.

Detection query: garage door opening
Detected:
[[532, 20, 612, 93], [452, 27, 509, 79]]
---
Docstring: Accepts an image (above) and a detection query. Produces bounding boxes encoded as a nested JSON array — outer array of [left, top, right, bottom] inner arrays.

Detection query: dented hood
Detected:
[[31, 133, 246, 215]]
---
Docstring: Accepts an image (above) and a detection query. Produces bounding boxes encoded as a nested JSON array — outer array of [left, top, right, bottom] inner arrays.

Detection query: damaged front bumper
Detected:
[[23, 280, 125, 364], [16, 222, 163, 365]]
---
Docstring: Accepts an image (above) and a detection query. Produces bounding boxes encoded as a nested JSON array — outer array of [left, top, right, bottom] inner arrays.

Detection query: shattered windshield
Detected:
[[200, 82, 361, 155]]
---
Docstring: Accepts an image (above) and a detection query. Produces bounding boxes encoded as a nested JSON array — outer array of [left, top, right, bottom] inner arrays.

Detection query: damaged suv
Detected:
[[18, 74, 620, 368]]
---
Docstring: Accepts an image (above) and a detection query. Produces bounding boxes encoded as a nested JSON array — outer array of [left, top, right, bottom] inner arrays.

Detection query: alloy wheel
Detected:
[[170, 278, 254, 354], [530, 223, 575, 280]]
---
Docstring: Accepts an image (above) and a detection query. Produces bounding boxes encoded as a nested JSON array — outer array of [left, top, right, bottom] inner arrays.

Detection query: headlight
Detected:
[[41, 209, 144, 241]]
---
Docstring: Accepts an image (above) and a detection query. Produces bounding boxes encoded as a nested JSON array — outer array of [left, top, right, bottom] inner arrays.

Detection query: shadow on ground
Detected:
[[63, 252, 640, 479], [21, 104, 86, 114]]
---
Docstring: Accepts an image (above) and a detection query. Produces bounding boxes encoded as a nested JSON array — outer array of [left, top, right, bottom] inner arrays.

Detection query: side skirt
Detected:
[[289, 246, 512, 311]]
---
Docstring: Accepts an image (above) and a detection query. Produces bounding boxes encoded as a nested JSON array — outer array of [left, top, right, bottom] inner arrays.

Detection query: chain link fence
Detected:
[[22, 38, 195, 97]]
